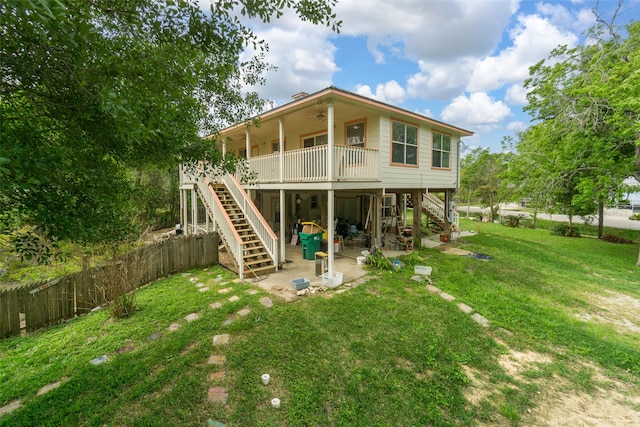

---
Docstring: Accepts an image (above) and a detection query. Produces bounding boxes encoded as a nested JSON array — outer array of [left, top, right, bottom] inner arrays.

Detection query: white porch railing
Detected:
[[334, 146, 380, 181], [422, 192, 460, 230], [246, 145, 379, 183], [221, 174, 279, 268]]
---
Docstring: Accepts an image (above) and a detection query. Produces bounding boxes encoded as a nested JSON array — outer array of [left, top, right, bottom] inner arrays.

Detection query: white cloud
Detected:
[[505, 83, 528, 105], [335, 0, 518, 61], [466, 14, 578, 92], [507, 121, 528, 132], [441, 92, 511, 131], [355, 80, 405, 104]]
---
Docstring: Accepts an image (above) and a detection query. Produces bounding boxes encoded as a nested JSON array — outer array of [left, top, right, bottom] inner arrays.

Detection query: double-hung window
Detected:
[[303, 133, 328, 148], [432, 132, 451, 169], [391, 120, 418, 166]]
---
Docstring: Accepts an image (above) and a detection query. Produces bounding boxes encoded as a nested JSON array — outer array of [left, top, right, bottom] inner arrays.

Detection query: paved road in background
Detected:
[[460, 205, 640, 231]]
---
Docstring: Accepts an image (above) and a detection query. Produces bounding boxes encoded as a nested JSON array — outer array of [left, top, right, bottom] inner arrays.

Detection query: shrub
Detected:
[[550, 224, 581, 238], [602, 234, 634, 244], [110, 292, 138, 319], [629, 213, 640, 221], [366, 248, 392, 270], [502, 214, 526, 228]]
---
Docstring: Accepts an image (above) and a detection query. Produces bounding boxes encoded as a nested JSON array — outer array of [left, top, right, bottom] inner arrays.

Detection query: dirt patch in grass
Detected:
[[575, 290, 640, 334], [464, 346, 640, 426]]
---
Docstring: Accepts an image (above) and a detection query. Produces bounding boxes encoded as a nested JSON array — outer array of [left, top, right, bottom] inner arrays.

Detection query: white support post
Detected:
[[245, 130, 250, 160], [182, 189, 189, 236], [279, 119, 284, 183], [327, 102, 335, 181], [328, 189, 335, 280], [191, 189, 198, 235], [279, 189, 285, 271]]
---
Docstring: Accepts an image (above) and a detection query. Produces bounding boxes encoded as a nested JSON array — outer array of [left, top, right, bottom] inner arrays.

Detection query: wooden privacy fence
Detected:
[[0, 233, 219, 339]]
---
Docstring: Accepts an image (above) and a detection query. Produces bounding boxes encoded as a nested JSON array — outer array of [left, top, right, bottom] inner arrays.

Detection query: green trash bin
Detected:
[[300, 232, 322, 260]]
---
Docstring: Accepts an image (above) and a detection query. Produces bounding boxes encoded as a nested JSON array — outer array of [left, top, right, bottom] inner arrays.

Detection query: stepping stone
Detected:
[[167, 323, 181, 332], [213, 334, 230, 346], [246, 289, 259, 295], [37, 380, 64, 396], [208, 355, 226, 365], [189, 277, 197, 282], [196, 283, 206, 288], [181, 273, 192, 277], [439, 292, 455, 302], [117, 345, 135, 354], [90, 355, 108, 366], [147, 331, 162, 341], [207, 420, 226, 427], [471, 313, 490, 328], [184, 312, 200, 322], [232, 278, 242, 283], [208, 387, 228, 404], [199, 287, 210, 292], [259, 297, 273, 308], [222, 319, 233, 326], [411, 275, 423, 282], [457, 303, 473, 314], [228, 295, 239, 302], [218, 287, 232, 294], [0, 400, 22, 417], [209, 302, 222, 309], [273, 285, 284, 291], [209, 371, 226, 380], [426, 285, 441, 294], [335, 289, 347, 294], [214, 276, 223, 282], [237, 308, 251, 316], [498, 327, 514, 336]]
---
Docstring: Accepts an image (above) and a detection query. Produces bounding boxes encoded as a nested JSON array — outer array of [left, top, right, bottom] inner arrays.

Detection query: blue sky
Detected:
[[232, 0, 640, 153]]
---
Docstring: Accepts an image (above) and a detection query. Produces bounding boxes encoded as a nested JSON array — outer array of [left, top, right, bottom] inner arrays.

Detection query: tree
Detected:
[[0, 0, 340, 243], [459, 148, 504, 222], [521, 2, 639, 263]]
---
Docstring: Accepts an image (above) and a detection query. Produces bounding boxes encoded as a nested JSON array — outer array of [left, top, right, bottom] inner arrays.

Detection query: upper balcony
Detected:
[[246, 145, 379, 184]]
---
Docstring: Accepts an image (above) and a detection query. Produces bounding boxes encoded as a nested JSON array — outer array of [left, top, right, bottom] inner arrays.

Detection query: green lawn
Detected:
[[1, 220, 639, 426]]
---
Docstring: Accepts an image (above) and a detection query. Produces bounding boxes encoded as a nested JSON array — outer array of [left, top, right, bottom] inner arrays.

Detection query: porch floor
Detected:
[[246, 234, 429, 299]]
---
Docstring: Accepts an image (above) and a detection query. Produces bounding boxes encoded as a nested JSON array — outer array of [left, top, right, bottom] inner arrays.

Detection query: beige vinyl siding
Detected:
[[378, 114, 458, 190]]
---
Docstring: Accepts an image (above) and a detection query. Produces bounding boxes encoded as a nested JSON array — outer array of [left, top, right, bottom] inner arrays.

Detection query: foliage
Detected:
[[9, 227, 60, 265], [109, 292, 138, 319], [630, 213, 640, 221], [459, 148, 506, 221], [515, 7, 640, 241], [0, 0, 340, 243], [502, 214, 526, 228], [550, 224, 581, 238], [365, 248, 392, 270], [602, 234, 635, 244]]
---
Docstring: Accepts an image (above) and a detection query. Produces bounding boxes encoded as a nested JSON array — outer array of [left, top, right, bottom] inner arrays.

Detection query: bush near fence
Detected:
[[0, 233, 219, 339]]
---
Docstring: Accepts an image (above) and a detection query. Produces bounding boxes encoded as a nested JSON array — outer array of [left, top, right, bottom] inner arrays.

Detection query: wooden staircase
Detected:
[[421, 192, 459, 231], [211, 184, 276, 277]]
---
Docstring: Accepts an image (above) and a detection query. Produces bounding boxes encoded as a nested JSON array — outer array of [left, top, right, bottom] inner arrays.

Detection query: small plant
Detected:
[[366, 248, 392, 270], [502, 214, 526, 228], [110, 292, 138, 319], [402, 250, 424, 266], [550, 224, 581, 237], [629, 213, 640, 221], [602, 234, 634, 244]]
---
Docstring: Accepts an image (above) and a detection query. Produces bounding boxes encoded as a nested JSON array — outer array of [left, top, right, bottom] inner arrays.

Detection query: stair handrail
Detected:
[[192, 172, 245, 277], [422, 193, 445, 224], [221, 174, 279, 268], [422, 193, 460, 231]]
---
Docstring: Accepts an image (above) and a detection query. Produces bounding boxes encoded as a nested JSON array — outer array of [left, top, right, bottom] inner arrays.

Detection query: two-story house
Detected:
[[179, 86, 473, 279]]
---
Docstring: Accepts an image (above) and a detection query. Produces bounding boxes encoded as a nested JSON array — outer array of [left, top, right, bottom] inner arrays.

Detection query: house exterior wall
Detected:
[[377, 113, 459, 191]]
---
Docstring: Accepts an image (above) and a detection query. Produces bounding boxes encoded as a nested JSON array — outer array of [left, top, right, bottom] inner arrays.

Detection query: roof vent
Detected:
[[291, 92, 309, 100]]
